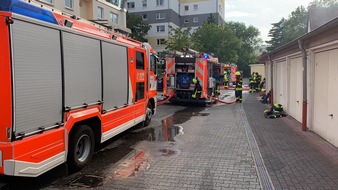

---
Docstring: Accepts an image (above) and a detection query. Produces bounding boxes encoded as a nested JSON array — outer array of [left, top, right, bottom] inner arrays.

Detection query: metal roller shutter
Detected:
[[11, 20, 63, 135], [62, 32, 102, 108], [101, 42, 129, 112]]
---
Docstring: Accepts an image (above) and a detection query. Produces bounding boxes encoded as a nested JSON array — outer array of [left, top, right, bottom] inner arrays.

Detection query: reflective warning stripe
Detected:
[[231, 66, 237, 82], [196, 58, 204, 85], [196, 58, 208, 98], [166, 58, 175, 75]]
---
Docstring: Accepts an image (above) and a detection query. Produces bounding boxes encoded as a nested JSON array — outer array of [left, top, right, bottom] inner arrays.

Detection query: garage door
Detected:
[[289, 57, 302, 122], [314, 49, 338, 147], [274, 59, 288, 110]]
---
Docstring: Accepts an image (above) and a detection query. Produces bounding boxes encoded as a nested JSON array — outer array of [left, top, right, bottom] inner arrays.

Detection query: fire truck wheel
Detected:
[[144, 102, 153, 126], [67, 125, 95, 172]]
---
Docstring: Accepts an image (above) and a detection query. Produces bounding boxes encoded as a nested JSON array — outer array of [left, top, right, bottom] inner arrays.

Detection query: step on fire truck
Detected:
[[0, 0, 158, 177], [163, 48, 220, 105]]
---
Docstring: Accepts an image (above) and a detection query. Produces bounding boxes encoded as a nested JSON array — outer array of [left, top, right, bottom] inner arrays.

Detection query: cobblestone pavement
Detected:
[[44, 88, 338, 190], [244, 92, 338, 190], [90, 91, 263, 190]]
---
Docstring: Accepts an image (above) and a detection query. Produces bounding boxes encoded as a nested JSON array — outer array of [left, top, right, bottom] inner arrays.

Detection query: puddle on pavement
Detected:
[[114, 150, 149, 179], [61, 106, 207, 186], [68, 175, 103, 188], [171, 107, 207, 124]]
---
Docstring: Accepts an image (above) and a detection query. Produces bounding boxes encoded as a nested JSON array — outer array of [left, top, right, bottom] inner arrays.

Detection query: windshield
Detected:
[[150, 54, 157, 74]]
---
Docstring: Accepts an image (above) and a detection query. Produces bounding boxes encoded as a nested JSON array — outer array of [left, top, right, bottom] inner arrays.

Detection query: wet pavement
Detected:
[[52, 90, 260, 190], [244, 93, 338, 190], [4, 88, 338, 190]]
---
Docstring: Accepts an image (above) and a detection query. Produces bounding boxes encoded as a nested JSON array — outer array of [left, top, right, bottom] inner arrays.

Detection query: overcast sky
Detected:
[[224, 0, 314, 43]]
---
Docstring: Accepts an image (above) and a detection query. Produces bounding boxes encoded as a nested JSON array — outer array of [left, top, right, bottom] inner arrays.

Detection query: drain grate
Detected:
[[159, 149, 176, 157], [69, 175, 103, 188], [239, 104, 275, 190]]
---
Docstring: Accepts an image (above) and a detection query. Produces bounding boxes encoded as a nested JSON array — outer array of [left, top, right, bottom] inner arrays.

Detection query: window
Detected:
[[142, 14, 148, 20], [136, 82, 145, 101], [106, 0, 119, 7], [194, 4, 198, 10], [110, 12, 118, 24], [184, 6, 189, 11], [40, 0, 53, 4], [156, 13, 165, 20], [65, 0, 73, 8], [97, 7, 103, 19], [184, 18, 189, 23], [127, 2, 135, 9], [150, 55, 157, 73], [157, 25, 165, 32], [157, 39, 165, 45], [142, 0, 147, 7], [193, 17, 198, 23], [136, 51, 144, 70], [156, 0, 164, 6]]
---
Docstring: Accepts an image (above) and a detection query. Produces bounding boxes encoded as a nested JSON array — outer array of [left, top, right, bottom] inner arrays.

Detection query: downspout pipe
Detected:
[[298, 39, 307, 131], [268, 54, 273, 106]]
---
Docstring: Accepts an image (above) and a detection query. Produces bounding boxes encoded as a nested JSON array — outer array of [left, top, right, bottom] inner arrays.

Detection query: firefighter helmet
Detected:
[[235, 71, 241, 76], [192, 78, 197, 84]]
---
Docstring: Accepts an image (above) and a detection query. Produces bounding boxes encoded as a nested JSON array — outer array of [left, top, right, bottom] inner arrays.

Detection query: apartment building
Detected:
[[36, 0, 130, 34], [126, 0, 225, 53]]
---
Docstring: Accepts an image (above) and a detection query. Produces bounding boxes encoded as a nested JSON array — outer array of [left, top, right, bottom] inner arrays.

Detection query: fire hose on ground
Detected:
[[157, 90, 238, 106], [208, 95, 237, 104], [157, 90, 174, 106]]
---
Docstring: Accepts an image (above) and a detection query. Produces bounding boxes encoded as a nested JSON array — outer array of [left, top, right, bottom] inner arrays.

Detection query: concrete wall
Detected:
[[249, 64, 265, 79]]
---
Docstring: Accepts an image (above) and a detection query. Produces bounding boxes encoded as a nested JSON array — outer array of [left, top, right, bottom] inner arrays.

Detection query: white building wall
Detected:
[[127, 0, 179, 13], [92, 0, 127, 27], [148, 23, 169, 36], [180, 0, 217, 16]]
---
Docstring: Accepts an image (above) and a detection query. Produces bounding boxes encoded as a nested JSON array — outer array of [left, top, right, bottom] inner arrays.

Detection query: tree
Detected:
[[226, 22, 261, 77], [282, 6, 308, 44], [266, 0, 338, 50], [191, 22, 241, 63], [266, 18, 286, 49], [165, 25, 192, 51], [266, 6, 307, 51], [206, 13, 217, 24], [126, 13, 151, 42]]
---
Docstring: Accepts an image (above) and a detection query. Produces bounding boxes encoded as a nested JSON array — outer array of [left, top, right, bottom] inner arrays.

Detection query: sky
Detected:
[[224, 0, 314, 43]]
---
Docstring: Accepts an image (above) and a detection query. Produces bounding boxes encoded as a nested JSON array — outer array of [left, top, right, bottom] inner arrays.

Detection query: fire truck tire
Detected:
[[144, 102, 153, 126], [67, 125, 95, 172]]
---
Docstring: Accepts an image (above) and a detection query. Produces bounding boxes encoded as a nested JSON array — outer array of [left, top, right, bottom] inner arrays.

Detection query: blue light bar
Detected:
[[0, 0, 58, 25]]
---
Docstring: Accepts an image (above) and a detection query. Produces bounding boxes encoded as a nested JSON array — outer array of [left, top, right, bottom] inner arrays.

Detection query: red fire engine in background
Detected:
[[221, 63, 238, 87], [162, 48, 220, 105], [0, 0, 158, 177]]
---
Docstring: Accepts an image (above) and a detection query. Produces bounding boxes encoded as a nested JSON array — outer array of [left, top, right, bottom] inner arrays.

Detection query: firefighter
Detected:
[[255, 72, 262, 92], [235, 71, 243, 103], [191, 78, 202, 98], [214, 68, 221, 96], [260, 78, 266, 92], [249, 72, 255, 93], [223, 70, 229, 89], [252, 72, 257, 92]]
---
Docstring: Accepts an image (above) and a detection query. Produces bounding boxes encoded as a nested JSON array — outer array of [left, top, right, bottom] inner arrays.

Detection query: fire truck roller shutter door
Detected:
[[11, 19, 63, 135], [102, 42, 129, 112], [63, 32, 102, 108]]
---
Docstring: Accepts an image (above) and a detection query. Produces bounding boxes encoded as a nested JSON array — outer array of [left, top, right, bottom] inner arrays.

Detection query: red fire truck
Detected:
[[222, 63, 238, 86], [163, 48, 220, 105], [0, 0, 158, 177]]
